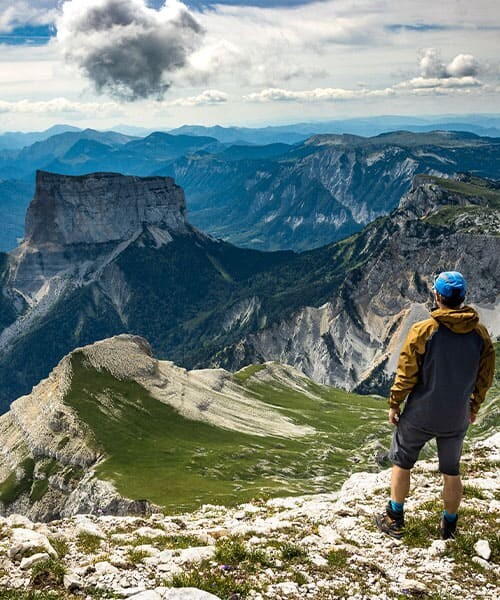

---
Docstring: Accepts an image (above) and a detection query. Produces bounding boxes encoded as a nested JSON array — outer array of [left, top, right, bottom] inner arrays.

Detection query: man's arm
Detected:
[[470, 325, 496, 419], [388, 319, 437, 425]]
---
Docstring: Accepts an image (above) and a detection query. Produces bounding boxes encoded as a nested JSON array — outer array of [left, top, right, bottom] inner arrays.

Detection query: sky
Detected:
[[0, 0, 499, 132]]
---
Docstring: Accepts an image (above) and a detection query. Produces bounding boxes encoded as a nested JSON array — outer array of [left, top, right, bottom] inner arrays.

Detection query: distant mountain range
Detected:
[[0, 171, 498, 414], [2, 114, 500, 149], [1, 127, 499, 252]]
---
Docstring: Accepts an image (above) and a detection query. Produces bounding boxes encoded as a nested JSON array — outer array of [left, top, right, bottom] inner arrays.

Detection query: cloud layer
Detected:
[[56, 0, 203, 100], [0, 1, 57, 33]]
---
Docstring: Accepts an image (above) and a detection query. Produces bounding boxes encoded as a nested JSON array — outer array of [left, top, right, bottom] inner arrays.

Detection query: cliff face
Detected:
[[25, 171, 188, 246]]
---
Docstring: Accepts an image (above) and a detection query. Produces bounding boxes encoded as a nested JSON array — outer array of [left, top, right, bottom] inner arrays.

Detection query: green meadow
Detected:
[[64, 354, 393, 513]]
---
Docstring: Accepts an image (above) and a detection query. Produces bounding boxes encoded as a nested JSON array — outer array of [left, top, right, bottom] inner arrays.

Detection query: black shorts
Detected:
[[389, 416, 466, 476]]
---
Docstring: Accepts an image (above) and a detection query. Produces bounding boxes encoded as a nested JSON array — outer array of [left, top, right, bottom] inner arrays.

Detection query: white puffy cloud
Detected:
[[166, 89, 229, 106], [55, 0, 203, 100], [245, 87, 395, 103], [0, 97, 121, 115], [446, 54, 480, 77], [419, 48, 481, 79], [0, 1, 57, 33], [395, 76, 481, 90]]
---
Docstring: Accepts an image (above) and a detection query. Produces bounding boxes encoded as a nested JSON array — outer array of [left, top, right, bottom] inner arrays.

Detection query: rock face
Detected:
[[25, 171, 188, 246]]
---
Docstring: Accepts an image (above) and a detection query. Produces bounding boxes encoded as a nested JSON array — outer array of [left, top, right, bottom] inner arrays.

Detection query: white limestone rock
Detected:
[[474, 539, 491, 561], [8, 528, 57, 560], [163, 589, 222, 599], [20, 552, 50, 569], [177, 546, 216, 565]]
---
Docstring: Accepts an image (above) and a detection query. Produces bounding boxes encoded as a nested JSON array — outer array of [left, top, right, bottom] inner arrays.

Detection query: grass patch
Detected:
[[76, 531, 102, 554], [30, 559, 65, 589], [30, 479, 49, 503], [48, 537, 69, 558], [213, 537, 274, 572], [126, 548, 150, 565], [403, 512, 439, 548], [291, 571, 308, 586], [463, 484, 488, 500], [233, 364, 267, 384], [327, 548, 349, 568], [128, 533, 206, 550], [0, 593, 66, 600], [279, 542, 307, 562], [0, 458, 35, 505], [167, 562, 252, 600], [214, 538, 248, 565]]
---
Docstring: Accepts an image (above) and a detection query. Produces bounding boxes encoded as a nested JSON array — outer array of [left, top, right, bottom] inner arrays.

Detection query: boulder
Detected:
[[20, 553, 50, 570], [8, 528, 57, 561], [474, 539, 491, 561]]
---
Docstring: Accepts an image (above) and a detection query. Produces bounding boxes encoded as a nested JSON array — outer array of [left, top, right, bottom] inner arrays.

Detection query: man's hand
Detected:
[[389, 407, 400, 426], [470, 412, 477, 424]]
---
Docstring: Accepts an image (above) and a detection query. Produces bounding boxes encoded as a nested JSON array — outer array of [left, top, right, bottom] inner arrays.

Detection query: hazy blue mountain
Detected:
[[169, 115, 500, 144], [0, 179, 34, 251], [0, 124, 81, 150]]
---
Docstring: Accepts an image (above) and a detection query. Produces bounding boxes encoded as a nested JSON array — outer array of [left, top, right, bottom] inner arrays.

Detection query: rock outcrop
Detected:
[[25, 171, 188, 247]]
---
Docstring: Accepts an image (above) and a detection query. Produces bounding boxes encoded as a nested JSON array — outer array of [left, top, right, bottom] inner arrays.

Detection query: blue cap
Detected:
[[433, 271, 467, 299]]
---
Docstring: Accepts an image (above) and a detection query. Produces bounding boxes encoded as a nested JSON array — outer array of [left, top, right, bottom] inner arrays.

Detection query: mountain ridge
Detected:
[[0, 171, 497, 414]]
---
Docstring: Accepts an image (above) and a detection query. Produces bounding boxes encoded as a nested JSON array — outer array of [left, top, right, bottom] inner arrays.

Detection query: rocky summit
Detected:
[[0, 433, 498, 599]]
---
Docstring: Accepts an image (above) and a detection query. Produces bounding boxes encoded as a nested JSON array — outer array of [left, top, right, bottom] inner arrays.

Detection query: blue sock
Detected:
[[443, 510, 457, 522], [390, 500, 404, 513]]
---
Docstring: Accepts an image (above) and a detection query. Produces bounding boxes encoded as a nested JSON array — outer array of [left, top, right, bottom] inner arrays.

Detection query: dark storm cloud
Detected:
[[56, 0, 203, 101]]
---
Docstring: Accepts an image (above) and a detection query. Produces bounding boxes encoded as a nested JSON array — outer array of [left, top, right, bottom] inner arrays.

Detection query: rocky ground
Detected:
[[1, 434, 498, 600]]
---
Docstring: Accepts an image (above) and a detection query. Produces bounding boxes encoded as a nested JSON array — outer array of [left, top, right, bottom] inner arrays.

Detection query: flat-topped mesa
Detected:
[[25, 171, 189, 246]]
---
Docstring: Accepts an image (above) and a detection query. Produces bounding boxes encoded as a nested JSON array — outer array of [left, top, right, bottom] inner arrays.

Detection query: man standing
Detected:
[[376, 271, 495, 540]]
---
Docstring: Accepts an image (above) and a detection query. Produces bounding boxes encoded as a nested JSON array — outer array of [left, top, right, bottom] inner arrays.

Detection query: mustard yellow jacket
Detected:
[[389, 306, 495, 431]]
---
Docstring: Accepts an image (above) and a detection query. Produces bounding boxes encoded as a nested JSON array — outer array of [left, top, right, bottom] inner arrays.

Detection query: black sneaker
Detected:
[[375, 503, 405, 539], [440, 515, 458, 540]]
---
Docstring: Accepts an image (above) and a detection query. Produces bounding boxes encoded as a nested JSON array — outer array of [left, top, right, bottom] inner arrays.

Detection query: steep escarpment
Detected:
[[25, 171, 188, 247]]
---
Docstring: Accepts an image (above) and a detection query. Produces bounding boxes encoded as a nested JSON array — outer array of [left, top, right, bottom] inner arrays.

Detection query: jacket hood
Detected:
[[430, 305, 479, 333]]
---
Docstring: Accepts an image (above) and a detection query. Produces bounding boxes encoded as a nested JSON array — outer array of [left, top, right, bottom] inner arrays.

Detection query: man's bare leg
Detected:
[[391, 465, 411, 503], [443, 474, 462, 514]]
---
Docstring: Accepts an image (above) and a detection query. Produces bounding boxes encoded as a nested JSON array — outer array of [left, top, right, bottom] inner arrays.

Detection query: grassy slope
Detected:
[[64, 354, 391, 513]]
